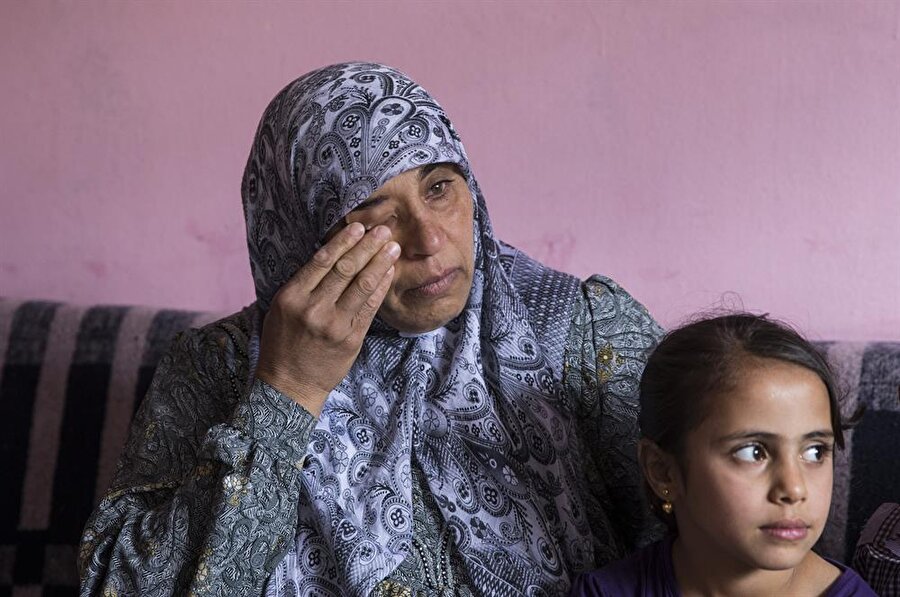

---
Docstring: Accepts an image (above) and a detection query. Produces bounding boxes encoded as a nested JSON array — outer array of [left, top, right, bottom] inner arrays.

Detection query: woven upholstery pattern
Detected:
[[0, 299, 222, 595]]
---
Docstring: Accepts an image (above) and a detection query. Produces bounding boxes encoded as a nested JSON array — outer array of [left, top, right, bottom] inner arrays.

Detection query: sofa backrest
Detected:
[[0, 299, 222, 595], [814, 341, 900, 564], [0, 297, 898, 594]]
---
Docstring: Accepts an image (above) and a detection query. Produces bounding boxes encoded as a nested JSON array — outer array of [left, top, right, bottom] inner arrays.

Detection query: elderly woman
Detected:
[[79, 63, 662, 596]]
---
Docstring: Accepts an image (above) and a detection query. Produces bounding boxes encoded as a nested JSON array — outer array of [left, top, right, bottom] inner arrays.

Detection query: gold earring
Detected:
[[661, 488, 674, 515]]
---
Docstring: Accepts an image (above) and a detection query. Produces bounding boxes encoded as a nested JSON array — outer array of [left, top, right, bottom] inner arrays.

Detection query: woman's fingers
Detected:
[[350, 266, 394, 336], [335, 240, 400, 315], [255, 224, 401, 414], [293, 222, 367, 293], [313, 225, 396, 302]]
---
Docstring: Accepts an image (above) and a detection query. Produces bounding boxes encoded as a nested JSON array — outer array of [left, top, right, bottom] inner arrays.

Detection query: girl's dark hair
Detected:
[[639, 313, 851, 526]]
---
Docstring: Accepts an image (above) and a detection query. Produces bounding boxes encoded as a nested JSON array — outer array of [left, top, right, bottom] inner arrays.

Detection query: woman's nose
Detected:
[[769, 458, 807, 505], [400, 210, 445, 258]]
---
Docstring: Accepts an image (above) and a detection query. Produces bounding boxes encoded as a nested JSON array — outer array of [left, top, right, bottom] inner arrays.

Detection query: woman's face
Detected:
[[345, 163, 475, 334], [670, 359, 835, 576]]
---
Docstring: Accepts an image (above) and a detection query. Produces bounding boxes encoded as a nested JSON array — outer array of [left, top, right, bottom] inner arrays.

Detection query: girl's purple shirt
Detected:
[[571, 535, 878, 597]]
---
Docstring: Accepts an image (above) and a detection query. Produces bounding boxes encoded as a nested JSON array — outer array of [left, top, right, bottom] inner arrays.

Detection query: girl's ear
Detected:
[[638, 438, 682, 500]]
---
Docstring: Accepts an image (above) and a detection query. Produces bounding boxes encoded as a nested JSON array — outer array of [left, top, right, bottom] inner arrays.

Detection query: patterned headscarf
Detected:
[[242, 63, 587, 595]]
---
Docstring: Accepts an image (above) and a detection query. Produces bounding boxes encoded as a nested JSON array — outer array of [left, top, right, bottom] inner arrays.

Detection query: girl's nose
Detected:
[[769, 458, 807, 505]]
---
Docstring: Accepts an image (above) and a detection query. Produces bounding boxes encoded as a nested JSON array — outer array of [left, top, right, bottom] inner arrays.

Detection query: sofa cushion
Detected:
[[812, 342, 900, 564], [0, 299, 221, 595]]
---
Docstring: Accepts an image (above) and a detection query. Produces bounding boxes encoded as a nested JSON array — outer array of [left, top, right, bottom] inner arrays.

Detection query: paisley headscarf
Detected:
[[242, 63, 587, 596]]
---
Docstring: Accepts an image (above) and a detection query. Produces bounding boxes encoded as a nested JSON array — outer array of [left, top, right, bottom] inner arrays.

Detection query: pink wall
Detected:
[[2, 1, 898, 341]]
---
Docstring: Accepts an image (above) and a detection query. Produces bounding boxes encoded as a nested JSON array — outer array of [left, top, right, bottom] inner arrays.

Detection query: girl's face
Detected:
[[670, 358, 835, 575]]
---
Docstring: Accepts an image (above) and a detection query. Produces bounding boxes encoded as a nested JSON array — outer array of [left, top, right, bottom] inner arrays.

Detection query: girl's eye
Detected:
[[733, 444, 767, 463], [801, 444, 832, 463]]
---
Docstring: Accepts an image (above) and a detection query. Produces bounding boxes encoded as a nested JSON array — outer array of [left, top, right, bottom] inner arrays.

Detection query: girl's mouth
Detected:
[[760, 520, 809, 541]]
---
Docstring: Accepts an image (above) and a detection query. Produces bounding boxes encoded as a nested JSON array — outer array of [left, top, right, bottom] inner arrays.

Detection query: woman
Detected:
[[79, 62, 662, 596]]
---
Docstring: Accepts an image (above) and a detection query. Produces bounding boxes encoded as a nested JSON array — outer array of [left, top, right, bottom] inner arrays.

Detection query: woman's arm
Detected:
[[564, 275, 665, 562], [79, 321, 316, 596]]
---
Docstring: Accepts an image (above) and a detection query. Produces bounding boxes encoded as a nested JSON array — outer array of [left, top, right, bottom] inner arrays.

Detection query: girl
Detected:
[[572, 314, 876, 596]]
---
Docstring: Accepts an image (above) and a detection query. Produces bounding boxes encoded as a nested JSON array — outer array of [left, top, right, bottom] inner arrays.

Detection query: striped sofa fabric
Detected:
[[1, 298, 898, 595], [0, 299, 222, 596]]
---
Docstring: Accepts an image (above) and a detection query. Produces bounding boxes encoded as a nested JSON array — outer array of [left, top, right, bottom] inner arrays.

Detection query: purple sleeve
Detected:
[[824, 558, 880, 596], [569, 571, 609, 597], [568, 538, 679, 597]]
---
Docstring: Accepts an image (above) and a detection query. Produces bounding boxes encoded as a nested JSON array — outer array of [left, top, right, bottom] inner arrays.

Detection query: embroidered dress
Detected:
[[79, 63, 663, 596]]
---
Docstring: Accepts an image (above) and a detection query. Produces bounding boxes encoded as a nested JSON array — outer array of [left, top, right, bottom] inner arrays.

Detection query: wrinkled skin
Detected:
[[255, 164, 474, 415]]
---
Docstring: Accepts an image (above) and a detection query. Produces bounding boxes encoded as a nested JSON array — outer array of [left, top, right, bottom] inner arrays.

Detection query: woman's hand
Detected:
[[254, 222, 400, 416]]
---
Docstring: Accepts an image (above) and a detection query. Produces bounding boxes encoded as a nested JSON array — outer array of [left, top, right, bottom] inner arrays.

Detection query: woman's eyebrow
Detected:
[[356, 164, 458, 212], [353, 195, 387, 212], [418, 163, 442, 180]]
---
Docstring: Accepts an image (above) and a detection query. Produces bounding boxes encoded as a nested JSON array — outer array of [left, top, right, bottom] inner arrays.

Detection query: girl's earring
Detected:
[[661, 488, 674, 515]]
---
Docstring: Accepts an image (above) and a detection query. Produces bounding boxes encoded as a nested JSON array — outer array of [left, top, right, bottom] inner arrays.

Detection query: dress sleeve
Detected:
[[563, 275, 665, 559], [78, 323, 317, 597]]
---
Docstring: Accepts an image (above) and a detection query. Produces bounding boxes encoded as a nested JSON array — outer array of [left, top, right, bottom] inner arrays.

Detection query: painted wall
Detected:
[[2, 1, 898, 341]]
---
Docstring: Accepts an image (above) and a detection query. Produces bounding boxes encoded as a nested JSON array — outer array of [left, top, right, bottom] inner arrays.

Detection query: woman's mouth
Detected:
[[409, 269, 458, 298], [760, 520, 809, 541]]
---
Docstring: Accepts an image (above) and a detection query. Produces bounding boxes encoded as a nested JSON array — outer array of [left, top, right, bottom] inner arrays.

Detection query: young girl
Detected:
[[571, 314, 876, 596]]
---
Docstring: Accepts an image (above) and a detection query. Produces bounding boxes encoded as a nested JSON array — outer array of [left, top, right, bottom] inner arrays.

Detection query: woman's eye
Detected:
[[733, 444, 766, 463], [801, 444, 831, 463], [348, 213, 397, 231], [373, 214, 399, 228], [426, 180, 451, 199]]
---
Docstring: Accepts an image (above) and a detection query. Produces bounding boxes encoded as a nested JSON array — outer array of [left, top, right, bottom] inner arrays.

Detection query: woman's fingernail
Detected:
[[348, 222, 365, 237], [373, 225, 391, 240], [386, 242, 401, 257]]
